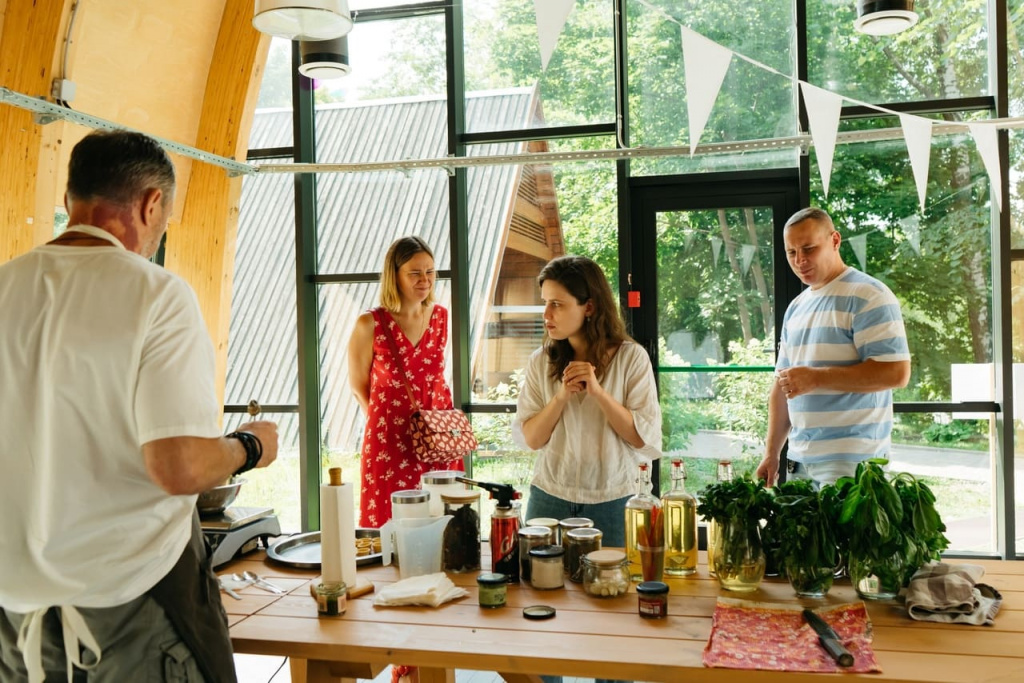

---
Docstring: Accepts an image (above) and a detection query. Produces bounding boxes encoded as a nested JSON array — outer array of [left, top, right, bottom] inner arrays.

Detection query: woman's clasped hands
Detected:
[[562, 360, 601, 396]]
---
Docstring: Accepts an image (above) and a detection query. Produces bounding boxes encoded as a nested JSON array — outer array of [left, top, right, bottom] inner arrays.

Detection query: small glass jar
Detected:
[[529, 545, 565, 590], [582, 549, 630, 598], [477, 572, 508, 608], [421, 470, 468, 517], [564, 527, 602, 582], [525, 517, 559, 544], [558, 517, 594, 551], [636, 581, 669, 619], [391, 489, 431, 520], [315, 581, 347, 616], [442, 491, 481, 572], [518, 526, 552, 583]]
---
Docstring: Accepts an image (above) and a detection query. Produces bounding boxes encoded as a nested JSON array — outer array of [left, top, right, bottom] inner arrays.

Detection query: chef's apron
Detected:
[[147, 510, 237, 683]]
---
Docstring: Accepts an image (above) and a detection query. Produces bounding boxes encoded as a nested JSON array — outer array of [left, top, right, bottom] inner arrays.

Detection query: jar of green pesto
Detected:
[[476, 572, 508, 608]]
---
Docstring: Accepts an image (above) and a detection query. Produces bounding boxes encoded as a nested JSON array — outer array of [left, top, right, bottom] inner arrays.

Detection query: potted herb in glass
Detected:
[[769, 479, 840, 598], [697, 475, 774, 592], [832, 459, 948, 600]]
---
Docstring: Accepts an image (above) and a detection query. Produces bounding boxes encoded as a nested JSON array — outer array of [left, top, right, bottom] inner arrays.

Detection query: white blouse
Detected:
[[512, 341, 662, 504]]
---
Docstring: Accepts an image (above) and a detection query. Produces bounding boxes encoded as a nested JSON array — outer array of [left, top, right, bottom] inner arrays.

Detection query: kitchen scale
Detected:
[[200, 506, 281, 568]]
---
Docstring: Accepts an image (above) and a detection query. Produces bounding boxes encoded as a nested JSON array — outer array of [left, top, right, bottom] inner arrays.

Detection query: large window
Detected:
[[227, 0, 1023, 557]]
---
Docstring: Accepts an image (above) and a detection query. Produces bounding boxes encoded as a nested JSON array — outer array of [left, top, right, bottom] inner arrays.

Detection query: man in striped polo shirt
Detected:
[[755, 207, 911, 487]]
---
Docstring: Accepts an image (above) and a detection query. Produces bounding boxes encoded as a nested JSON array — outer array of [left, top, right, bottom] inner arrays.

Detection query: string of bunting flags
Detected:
[[535, 0, 1007, 213]]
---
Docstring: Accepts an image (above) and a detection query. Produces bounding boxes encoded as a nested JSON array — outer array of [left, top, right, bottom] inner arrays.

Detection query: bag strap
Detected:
[[373, 307, 422, 411]]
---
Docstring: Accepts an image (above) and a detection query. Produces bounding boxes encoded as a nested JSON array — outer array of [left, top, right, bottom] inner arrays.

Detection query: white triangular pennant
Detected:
[[534, 0, 576, 71], [900, 215, 922, 256], [740, 244, 757, 275], [968, 122, 1003, 211], [799, 82, 844, 197], [900, 114, 933, 212], [710, 237, 723, 266], [681, 26, 733, 155], [849, 234, 868, 271]]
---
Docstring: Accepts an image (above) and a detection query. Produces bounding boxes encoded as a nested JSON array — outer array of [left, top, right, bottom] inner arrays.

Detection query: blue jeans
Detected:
[[525, 486, 631, 549]]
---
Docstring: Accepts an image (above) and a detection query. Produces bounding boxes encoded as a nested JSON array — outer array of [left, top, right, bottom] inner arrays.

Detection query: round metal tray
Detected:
[[266, 528, 381, 569]]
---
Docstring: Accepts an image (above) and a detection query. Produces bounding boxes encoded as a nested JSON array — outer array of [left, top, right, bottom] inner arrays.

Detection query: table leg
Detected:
[[291, 658, 385, 683]]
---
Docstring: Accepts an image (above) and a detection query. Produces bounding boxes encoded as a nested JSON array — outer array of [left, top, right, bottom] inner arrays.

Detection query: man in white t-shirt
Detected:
[[0, 130, 279, 682], [756, 207, 911, 487]]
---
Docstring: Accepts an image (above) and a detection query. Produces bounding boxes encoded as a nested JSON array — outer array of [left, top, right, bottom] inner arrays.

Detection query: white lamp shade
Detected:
[[253, 0, 353, 41], [855, 1, 919, 36], [299, 36, 351, 80]]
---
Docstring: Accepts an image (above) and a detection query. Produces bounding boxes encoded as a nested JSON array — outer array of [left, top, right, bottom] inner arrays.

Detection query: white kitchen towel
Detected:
[[372, 572, 468, 608]]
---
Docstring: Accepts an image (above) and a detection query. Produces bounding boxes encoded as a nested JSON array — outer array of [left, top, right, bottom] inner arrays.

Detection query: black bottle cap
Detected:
[[522, 605, 556, 620]]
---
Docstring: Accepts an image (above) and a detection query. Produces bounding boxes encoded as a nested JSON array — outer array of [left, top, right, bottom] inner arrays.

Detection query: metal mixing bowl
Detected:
[[196, 478, 245, 515]]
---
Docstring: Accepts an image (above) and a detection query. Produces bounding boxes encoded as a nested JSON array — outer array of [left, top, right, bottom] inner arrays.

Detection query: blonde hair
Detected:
[[379, 236, 435, 313]]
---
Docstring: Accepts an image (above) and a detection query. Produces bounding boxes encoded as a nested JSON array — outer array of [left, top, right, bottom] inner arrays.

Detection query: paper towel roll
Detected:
[[320, 471, 357, 589]]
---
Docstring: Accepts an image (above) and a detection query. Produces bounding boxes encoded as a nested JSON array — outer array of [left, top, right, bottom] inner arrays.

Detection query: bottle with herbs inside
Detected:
[[706, 459, 733, 577], [441, 491, 481, 573], [624, 460, 664, 582], [662, 458, 697, 576]]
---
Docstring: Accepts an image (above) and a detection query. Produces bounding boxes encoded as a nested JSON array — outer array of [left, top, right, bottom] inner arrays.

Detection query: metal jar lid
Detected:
[[476, 572, 508, 585], [558, 517, 594, 530], [518, 526, 553, 539], [421, 470, 463, 485], [565, 527, 603, 541], [636, 581, 670, 595], [583, 549, 627, 566], [391, 490, 430, 505], [528, 544, 565, 559]]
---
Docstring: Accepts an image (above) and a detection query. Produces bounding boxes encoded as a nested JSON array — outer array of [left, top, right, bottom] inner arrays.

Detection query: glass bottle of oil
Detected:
[[625, 460, 663, 582], [706, 460, 733, 577], [662, 458, 697, 576]]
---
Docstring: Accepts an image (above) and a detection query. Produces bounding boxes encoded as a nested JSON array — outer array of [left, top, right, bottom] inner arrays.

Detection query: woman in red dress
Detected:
[[347, 236, 462, 528]]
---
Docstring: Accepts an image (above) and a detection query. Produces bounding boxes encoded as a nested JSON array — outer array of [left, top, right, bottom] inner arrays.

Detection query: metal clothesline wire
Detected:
[[3, 86, 1023, 177]]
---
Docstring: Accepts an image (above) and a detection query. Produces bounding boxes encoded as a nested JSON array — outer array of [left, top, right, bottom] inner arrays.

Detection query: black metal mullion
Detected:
[[292, 42, 321, 533]]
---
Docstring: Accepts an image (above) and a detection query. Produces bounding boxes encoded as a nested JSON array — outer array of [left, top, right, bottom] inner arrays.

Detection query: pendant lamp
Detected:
[[299, 36, 351, 80], [253, 0, 353, 41], [854, 0, 919, 36]]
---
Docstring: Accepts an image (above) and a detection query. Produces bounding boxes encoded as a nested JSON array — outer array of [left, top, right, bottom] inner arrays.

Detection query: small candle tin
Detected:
[[316, 581, 347, 616], [636, 580, 669, 618], [477, 572, 508, 608]]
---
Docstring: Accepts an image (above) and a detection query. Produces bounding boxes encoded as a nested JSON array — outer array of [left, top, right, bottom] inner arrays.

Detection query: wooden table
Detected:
[[224, 551, 1024, 683]]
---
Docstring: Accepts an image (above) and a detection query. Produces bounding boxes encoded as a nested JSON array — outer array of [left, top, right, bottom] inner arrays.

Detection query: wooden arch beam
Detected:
[[0, 0, 70, 263]]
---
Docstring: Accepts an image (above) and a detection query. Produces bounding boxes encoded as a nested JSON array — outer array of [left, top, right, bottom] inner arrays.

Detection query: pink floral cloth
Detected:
[[703, 598, 881, 673], [359, 306, 461, 528]]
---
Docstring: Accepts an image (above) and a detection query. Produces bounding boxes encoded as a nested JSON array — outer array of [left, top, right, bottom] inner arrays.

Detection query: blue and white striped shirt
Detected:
[[778, 267, 910, 464]]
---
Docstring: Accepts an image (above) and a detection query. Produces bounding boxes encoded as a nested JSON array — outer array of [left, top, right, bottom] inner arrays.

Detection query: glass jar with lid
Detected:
[[529, 545, 565, 590], [421, 470, 468, 517], [517, 526, 552, 583], [582, 549, 630, 598], [564, 527, 602, 583], [441, 490, 481, 572], [558, 517, 593, 549], [391, 489, 431, 520]]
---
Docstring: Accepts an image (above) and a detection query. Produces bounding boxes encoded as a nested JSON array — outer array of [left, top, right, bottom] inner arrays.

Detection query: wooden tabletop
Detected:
[[223, 550, 1024, 683]]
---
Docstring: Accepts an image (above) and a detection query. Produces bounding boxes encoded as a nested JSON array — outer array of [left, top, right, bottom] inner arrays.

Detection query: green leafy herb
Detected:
[[697, 475, 774, 524], [769, 479, 840, 576]]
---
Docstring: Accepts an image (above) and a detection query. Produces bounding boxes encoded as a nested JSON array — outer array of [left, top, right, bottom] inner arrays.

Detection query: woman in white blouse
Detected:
[[512, 255, 662, 547]]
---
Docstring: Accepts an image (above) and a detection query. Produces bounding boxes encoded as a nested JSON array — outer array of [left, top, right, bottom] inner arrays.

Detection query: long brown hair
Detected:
[[538, 255, 631, 382]]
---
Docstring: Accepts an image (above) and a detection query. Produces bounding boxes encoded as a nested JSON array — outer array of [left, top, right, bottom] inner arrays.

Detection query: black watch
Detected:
[[228, 431, 262, 476]]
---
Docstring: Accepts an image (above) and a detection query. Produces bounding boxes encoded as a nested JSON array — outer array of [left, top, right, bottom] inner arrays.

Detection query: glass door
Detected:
[[626, 171, 801, 496]]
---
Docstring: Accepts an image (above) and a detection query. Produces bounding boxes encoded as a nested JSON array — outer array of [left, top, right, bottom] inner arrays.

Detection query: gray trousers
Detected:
[[0, 593, 206, 682]]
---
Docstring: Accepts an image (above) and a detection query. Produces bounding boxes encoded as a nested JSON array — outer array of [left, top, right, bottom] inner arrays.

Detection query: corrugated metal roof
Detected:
[[227, 89, 536, 450]]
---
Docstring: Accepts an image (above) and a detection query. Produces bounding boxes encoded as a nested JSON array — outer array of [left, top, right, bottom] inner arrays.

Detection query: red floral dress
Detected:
[[359, 305, 461, 527]]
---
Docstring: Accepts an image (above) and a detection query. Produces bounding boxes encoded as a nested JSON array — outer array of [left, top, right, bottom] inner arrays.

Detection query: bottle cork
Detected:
[[329, 467, 342, 487]]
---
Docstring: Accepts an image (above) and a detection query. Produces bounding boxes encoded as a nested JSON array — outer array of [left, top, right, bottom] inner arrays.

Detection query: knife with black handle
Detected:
[[802, 609, 854, 667]]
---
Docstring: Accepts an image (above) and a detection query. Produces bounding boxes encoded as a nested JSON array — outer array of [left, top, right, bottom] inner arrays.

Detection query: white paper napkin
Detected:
[[372, 572, 468, 608]]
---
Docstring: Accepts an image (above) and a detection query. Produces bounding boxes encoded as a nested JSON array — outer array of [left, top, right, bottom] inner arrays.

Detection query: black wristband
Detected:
[[228, 431, 262, 476]]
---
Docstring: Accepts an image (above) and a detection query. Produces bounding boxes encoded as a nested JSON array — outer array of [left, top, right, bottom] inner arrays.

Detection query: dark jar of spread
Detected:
[[636, 580, 669, 618]]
